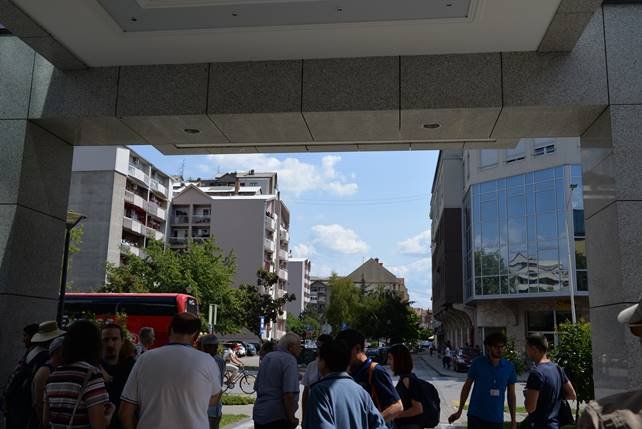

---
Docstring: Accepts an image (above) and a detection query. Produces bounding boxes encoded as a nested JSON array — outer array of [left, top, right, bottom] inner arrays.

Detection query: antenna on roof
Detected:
[[178, 159, 185, 179]]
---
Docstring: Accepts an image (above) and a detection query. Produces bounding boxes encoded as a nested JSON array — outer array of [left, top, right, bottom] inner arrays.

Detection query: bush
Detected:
[[221, 394, 256, 405], [503, 337, 527, 375]]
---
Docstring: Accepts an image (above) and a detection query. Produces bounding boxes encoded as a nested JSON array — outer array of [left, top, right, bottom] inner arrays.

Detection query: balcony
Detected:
[[122, 217, 144, 235], [146, 227, 164, 241], [192, 215, 211, 224], [150, 179, 168, 198], [169, 237, 188, 247], [264, 261, 276, 273], [146, 202, 166, 220], [124, 190, 146, 210], [264, 238, 276, 253], [278, 248, 288, 260], [128, 163, 150, 186], [279, 228, 289, 243], [278, 269, 288, 281], [265, 216, 276, 232], [120, 242, 144, 258], [173, 215, 190, 224]]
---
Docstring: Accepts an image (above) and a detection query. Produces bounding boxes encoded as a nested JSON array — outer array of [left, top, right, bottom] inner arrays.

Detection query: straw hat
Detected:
[[31, 321, 66, 343], [618, 296, 642, 325]]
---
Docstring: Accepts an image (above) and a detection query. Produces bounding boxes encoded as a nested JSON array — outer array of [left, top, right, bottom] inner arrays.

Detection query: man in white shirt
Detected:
[[223, 346, 244, 381], [119, 313, 221, 429]]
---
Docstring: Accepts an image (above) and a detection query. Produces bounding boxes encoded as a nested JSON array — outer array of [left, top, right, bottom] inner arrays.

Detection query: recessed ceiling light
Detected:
[[446, 3, 453, 7], [184, 128, 201, 134], [423, 123, 441, 129], [130, 17, 138, 22], [232, 12, 239, 17], [337, 7, 343, 12]]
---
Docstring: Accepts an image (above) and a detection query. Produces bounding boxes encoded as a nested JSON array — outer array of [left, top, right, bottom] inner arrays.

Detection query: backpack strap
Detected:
[[367, 361, 382, 411]]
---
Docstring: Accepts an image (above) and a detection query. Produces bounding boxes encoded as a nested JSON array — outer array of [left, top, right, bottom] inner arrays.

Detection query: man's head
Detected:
[[334, 329, 366, 365], [200, 334, 220, 357], [316, 334, 333, 349], [277, 332, 302, 357], [526, 334, 548, 361], [169, 312, 201, 342], [139, 327, 155, 348], [484, 332, 507, 359], [101, 323, 124, 364], [23, 323, 39, 349], [617, 296, 642, 346], [318, 339, 351, 376]]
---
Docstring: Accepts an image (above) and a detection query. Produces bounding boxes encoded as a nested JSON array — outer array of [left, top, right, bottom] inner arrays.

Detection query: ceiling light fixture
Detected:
[[423, 123, 441, 129], [232, 12, 238, 16], [130, 17, 138, 22], [183, 128, 201, 134]]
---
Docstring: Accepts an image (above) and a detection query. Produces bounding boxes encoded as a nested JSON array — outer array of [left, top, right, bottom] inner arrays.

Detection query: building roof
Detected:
[[346, 258, 402, 285]]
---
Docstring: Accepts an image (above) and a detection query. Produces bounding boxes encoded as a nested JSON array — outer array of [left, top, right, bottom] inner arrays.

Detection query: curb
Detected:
[[418, 353, 450, 377]]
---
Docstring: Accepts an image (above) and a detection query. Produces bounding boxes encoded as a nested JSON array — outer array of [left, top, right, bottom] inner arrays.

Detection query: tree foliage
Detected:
[[235, 269, 296, 338], [551, 320, 594, 415], [325, 274, 361, 333], [503, 337, 527, 375], [286, 310, 321, 339], [102, 239, 239, 332]]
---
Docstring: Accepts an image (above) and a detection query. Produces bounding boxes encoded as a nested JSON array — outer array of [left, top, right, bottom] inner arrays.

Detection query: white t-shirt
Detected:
[[302, 359, 321, 387], [121, 344, 221, 429]]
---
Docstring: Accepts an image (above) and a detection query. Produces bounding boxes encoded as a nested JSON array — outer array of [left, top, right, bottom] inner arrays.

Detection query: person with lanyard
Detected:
[[449, 332, 518, 429], [119, 313, 221, 429], [301, 334, 333, 426], [304, 339, 387, 429], [335, 329, 403, 427]]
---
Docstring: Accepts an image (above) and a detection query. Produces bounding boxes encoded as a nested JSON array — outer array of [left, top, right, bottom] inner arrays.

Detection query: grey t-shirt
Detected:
[[253, 348, 300, 424]]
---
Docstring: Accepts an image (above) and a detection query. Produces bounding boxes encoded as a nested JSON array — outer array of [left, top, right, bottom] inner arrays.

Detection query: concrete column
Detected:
[[0, 120, 73, 383]]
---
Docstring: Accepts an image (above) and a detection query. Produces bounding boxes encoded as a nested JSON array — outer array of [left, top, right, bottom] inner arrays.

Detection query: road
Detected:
[[226, 352, 529, 428]]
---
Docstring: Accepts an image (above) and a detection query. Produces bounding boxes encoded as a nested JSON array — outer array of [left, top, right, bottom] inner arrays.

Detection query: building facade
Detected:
[[346, 258, 409, 301], [432, 138, 590, 350], [309, 277, 330, 316], [285, 258, 311, 317], [68, 146, 173, 291]]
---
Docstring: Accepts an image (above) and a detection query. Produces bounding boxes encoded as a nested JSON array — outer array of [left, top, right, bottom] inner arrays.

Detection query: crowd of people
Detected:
[[1, 295, 641, 429]]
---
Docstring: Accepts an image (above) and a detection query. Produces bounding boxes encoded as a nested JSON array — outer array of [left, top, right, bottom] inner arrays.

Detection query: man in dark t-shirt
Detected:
[[335, 329, 403, 425], [100, 323, 134, 429], [525, 335, 577, 429]]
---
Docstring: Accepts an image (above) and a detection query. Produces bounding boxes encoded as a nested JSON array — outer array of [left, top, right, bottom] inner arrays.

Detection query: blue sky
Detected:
[[133, 146, 439, 309]]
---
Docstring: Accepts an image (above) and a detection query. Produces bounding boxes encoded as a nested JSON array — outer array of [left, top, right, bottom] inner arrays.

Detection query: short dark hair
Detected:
[[62, 320, 101, 365], [319, 340, 351, 373], [101, 323, 124, 339], [170, 312, 201, 335], [335, 329, 365, 353], [484, 332, 507, 347], [24, 323, 39, 337], [388, 343, 413, 375], [316, 334, 333, 345], [526, 334, 549, 353]]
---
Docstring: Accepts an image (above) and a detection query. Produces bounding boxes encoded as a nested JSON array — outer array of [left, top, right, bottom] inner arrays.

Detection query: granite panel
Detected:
[[209, 112, 312, 143], [208, 61, 302, 114], [0, 37, 35, 119], [302, 57, 398, 112], [29, 55, 117, 118], [21, 37, 86, 70], [32, 118, 147, 146], [122, 115, 228, 145], [402, 108, 500, 140], [556, 0, 603, 14], [303, 110, 399, 141], [503, 9, 607, 106], [117, 64, 209, 116], [401, 54, 501, 109], [538, 12, 594, 53], [603, 4, 642, 104], [0, 120, 27, 205]]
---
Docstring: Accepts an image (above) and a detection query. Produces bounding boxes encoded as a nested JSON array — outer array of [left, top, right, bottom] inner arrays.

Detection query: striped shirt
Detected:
[[45, 361, 110, 429]]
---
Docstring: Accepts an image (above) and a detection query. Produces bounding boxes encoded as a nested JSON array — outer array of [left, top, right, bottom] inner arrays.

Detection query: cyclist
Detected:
[[223, 345, 244, 382]]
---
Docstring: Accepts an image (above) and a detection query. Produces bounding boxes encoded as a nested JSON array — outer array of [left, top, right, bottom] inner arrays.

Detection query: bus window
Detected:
[[185, 298, 199, 315]]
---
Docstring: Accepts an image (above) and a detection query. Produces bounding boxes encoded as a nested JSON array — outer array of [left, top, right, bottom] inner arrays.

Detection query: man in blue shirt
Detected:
[[335, 329, 403, 425], [253, 332, 301, 429], [304, 339, 387, 429], [448, 332, 517, 429]]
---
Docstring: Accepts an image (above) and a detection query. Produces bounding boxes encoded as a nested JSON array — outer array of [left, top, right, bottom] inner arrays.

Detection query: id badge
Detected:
[[490, 389, 500, 397]]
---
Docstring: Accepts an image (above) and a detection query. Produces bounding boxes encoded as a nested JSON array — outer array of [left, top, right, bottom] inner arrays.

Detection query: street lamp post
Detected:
[[564, 184, 578, 324], [57, 211, 86, 326]]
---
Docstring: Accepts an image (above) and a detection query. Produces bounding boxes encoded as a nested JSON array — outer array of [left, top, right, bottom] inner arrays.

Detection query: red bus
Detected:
[[64, 293, 199, 347]]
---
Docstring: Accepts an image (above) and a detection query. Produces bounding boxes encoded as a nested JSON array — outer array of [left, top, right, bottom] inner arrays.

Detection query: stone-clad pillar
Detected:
[[0, 37, 73, 386]]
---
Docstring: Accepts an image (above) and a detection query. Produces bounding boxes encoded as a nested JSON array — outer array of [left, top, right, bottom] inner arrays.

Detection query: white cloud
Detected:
[[206, 154, 358, 197], [389, 258, 431, 277], [389, 258, 433, 308], [292, 243, 316, 259], [397, 230, 431, 256], [311, 224, 369, 254], [196, 164, 210, 173]]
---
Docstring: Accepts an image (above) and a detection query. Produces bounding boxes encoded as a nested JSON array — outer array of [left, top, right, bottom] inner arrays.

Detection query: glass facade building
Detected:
[[463, 165, 587, 300]]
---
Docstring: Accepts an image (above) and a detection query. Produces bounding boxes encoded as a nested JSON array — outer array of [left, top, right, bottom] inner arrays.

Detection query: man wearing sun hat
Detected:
[[578, 297, 642, 429]]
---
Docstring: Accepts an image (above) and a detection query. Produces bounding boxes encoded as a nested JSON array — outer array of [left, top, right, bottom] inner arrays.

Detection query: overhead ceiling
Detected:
[[13, 0, 563, 66]]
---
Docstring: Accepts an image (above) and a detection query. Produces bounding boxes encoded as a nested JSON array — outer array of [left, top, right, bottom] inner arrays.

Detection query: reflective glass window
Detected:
[[481, 200, 498, 221], [482, 222, 499, 249], [576, 271, 588, 291], [525, 172, 534, 184], [556, 179, 565, 211], [526, 185, 535, 214], [537, 213, 558, 240], [497, 178, 506, 189], [474, 223, 482, 250], [555, 166, 565, 178], [474, 251, 482, 277], [527, 216, 537, 242], [508, 276, 519, 294], [509, 218, 527, 244], [507, 175, 524, 188], [499, 276, 508, 294], [558, 211, 568, 239], [573, 210, 585, 236], [571, 165, 582, 177], [483, 277, 500, 295], [500, 246, 509, 274], [499, 222, 509, 245], [575, 239, 587, 269], [558, 240, 570, 271], [498, 192, 507, 219], [534, 167, 556, 182], [536, 190, 556, 213], [483, 252, 500, 276], [475, 278, 482, 295], [528, 311, 555, 331], [508, 194, 526, 217], [480, 181, 497, 193], [473, 196, 480, 221]]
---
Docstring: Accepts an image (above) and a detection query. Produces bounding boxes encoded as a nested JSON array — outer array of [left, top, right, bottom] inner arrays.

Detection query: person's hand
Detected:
[[104, 402, 116, 420], [510, 421, 518, 429], [289, 417, 299, 428], [448, 410, 462, 424], [99, 366, 113, 384]]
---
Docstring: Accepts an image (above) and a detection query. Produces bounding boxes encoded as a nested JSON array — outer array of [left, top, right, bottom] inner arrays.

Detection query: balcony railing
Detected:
[[145, 227, 164, 241], [169, 237, 188, 246], [124, 190, 146, 210], [264, 238, 276, 253], [120, 242, 143, 257], [122, 217, 144, 235], [278, 248, 288, 260], [150, 179, 168, 197], [265, 216, 276, 232], [128, 163, 150, 185], [146, 201, 166, 220], [264, 261, 276, 272], [173, 215, 190, 224], [278, 269, 288, 281], [280, 229, 289, 243], [192, 215, 211, 224]]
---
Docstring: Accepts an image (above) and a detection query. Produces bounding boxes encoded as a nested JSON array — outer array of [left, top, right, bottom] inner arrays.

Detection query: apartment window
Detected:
[[479, 150, 498, 169], [506, 140, 526, 163], [533, 138, 555, 157]]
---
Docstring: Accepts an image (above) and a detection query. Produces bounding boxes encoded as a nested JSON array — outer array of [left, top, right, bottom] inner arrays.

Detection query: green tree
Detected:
[[102, 238, 239, 332], [355, 287, 421, 344], [325, 274, 361, 334], [550, 321, 594, 418], [235, 269, 296, 338], [503, 337, 527, 375]]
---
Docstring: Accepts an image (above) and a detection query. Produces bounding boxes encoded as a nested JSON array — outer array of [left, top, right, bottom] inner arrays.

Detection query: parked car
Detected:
[[366, 346, 389, 365], [242, 342, 256, 356], [452, 349, 475, 372]]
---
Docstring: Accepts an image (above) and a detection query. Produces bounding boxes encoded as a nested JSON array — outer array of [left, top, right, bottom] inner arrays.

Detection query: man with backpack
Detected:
[[335, 329, 403, 426]]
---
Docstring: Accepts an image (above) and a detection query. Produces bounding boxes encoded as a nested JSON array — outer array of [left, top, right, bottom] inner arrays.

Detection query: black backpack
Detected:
[[2, 350, 48, 428], [400, 374, 441, 429]]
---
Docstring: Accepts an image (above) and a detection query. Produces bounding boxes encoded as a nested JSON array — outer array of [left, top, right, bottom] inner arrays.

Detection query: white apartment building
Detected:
[[286, 258, 311, 317]]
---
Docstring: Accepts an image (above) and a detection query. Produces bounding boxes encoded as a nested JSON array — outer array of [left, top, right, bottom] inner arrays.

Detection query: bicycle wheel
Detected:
[[239, 374, 256, 394]]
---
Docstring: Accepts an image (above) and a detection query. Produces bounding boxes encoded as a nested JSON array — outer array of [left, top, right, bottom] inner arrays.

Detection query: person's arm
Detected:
[[395, 378, 423, 419], [563, 381, 577, 401], [42, 392, 51, 429], [507, 384, 517, 429], [209, 391, 222, 407], [232, 353, 244, 366], [118, 401, 138, 429], [525, 388, 540, 414], [381, 400, 403, 422], [448, 378, 474, 423], [32, 367, 49, 427], [302, 386, 310, 425], [87, 402, 115, 429], [283, 392, 299, 427]]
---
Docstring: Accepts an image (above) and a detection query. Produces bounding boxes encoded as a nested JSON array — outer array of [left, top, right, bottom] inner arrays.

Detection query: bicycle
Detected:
[[222, 366, 256, 394]]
